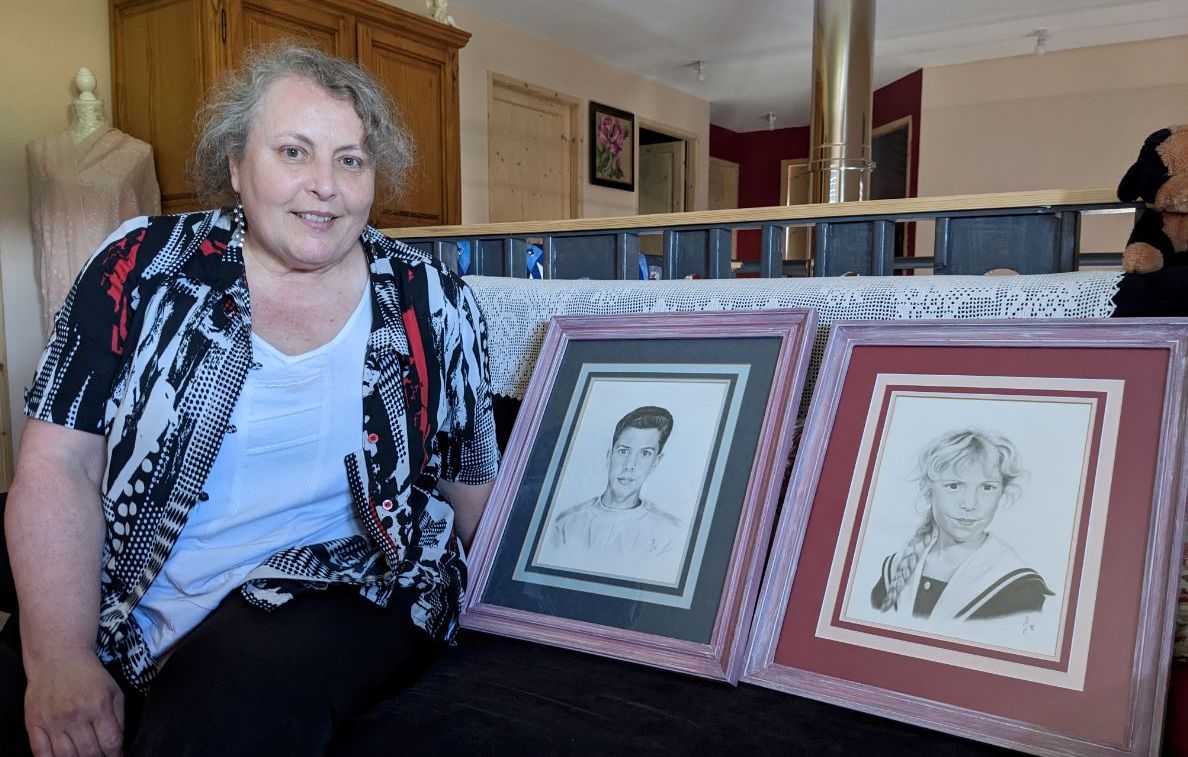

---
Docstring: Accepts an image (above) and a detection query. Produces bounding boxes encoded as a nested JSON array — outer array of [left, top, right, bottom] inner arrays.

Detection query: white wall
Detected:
[[381, 0, 711, 221], [0, 0, 111, 465], [917, 34, 1188, 254]]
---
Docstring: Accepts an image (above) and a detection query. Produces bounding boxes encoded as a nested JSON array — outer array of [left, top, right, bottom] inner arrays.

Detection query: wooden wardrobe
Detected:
[[110, 0, 469, 228]]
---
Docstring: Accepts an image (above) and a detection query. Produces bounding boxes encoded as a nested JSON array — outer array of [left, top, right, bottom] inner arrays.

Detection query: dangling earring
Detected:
[[229, 195, 247, 252]]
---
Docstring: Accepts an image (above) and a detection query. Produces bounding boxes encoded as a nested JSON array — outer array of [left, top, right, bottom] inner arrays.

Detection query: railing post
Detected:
[[1058, 211, 1079, 272], [870, 220, 895, 275], [662, 230, 679, 279], [614, 233, 638, 279], [542, 236, 556, 279], [760, 225, 784, 278], [708, 228, 733, 279], [469, 238, 485, 275], [933, 218, 952, 275], [813, 222, 829, 277], [503, 238, 529, 279], [434, 240, 459, 274]]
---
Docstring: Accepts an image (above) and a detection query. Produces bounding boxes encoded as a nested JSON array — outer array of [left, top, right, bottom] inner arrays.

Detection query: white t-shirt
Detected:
[[131, 288, 371, 657]]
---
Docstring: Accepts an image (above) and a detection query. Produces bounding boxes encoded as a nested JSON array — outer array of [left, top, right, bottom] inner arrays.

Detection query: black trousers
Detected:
[[0, 493, 438, 756]]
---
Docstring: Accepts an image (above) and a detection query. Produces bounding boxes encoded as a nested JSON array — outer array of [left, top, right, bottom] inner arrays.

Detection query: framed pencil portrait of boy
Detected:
[[744, 320, 1188, 756], [463, 310, 817, 682]]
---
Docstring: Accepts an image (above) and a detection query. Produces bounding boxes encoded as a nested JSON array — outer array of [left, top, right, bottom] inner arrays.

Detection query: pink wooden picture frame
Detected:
[[464, 309, 817, 682], [744, 319, 1188, 755]]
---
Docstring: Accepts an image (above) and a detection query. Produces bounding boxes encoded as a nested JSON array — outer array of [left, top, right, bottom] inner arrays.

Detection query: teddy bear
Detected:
[[1117, 125, 1188, 274]]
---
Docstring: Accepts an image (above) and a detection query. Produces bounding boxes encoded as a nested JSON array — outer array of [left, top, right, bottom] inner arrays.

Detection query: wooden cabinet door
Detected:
[[111, 0, 227, 214], [230, 0, 354, 59], [357, 20, 461, 228]]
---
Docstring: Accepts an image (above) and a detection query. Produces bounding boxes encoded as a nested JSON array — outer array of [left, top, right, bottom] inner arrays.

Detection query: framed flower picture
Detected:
[[463, 310, 817, 681], [744, 319, 1188, 756], [589, 101, 634, 190]]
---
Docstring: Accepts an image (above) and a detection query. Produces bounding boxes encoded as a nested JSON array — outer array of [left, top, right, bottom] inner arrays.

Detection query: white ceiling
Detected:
[[452, 0, 1188, 132]]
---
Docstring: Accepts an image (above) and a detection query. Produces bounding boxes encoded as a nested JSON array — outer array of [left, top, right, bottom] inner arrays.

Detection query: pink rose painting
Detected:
[[590, 103, 633, 189]]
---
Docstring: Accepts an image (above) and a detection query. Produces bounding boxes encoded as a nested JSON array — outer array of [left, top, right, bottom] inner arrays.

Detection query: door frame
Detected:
[[487, 72, 583, 221], [636, 118, 699, 213]]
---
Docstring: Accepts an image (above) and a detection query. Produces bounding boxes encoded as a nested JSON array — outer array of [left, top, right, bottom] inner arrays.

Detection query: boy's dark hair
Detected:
[[612, 406, 674, 452]]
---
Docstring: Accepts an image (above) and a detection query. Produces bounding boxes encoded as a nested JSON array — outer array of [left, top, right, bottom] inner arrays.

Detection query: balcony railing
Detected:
[[383, 189, 1135, 279]]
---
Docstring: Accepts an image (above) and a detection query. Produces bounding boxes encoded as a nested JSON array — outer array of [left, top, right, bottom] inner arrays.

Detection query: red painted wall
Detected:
[[710, 124, 811, 210], [712, 69, 922, 261]]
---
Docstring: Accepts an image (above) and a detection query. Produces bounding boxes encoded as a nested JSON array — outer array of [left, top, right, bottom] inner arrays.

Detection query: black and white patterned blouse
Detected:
[[24, 209, 499, 691]]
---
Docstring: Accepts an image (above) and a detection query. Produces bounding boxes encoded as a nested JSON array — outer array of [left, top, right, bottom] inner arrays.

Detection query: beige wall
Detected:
[[380, 0, 711, 221], [917, 34, 1188, 254], [0, 0, 111, 460]]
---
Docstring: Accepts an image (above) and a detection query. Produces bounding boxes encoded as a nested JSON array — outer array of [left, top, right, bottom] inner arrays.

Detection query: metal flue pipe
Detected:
[[807, 0, 876, 204]]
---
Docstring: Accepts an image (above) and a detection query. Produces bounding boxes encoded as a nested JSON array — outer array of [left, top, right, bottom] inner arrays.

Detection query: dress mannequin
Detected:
[[27, 67, 161, 332], [69, 68, 106, 144]]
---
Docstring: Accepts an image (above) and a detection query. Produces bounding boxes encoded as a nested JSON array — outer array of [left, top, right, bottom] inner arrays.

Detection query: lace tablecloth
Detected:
[[466, 272, 1124, 400]]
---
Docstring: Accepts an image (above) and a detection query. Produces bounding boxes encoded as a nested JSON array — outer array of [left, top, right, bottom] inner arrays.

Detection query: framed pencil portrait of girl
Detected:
[[744, 320, 1188, 756]]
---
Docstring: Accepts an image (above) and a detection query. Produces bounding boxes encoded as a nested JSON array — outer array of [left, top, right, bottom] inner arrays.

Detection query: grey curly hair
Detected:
[[189, 42, 415, 207]]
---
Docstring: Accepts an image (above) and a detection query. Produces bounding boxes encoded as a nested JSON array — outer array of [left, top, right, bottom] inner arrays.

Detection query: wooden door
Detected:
[[708, 156, 739, 263], [708, 157, 739, 211], [780, 159, 811, 261], [487, 76, 578, 223], [357, 20, 460, 228], [231, 0, 354, 58], [638, 142, 685, 215], [111, 0, 227, 214]]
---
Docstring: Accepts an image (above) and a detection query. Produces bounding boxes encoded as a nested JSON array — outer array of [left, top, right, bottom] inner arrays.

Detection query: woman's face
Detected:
[[229, 75, 375, 274], [928, 458, 1005, 547]]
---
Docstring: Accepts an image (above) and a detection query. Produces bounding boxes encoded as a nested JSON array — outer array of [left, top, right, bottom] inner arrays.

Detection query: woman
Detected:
[[2, 43, 497, 756], [869, 428, 1053, 624]]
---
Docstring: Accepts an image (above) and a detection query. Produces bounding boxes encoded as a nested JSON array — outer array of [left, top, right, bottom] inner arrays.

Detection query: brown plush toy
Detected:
[[1117, 125, 1188, 273]]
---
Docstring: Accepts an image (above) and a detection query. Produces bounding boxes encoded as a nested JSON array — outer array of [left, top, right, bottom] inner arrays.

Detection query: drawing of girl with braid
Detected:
[[869, 428, 1055, 624]]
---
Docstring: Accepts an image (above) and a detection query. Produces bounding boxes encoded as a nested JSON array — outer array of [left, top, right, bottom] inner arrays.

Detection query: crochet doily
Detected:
[[467, 272, 1124, 400]]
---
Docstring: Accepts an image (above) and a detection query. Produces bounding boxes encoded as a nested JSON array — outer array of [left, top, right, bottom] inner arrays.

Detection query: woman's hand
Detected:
[[24, 648, 124, 757]]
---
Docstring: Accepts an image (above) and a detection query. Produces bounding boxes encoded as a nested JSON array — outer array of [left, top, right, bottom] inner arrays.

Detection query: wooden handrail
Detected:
[[382, 188, 1123, 239]]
